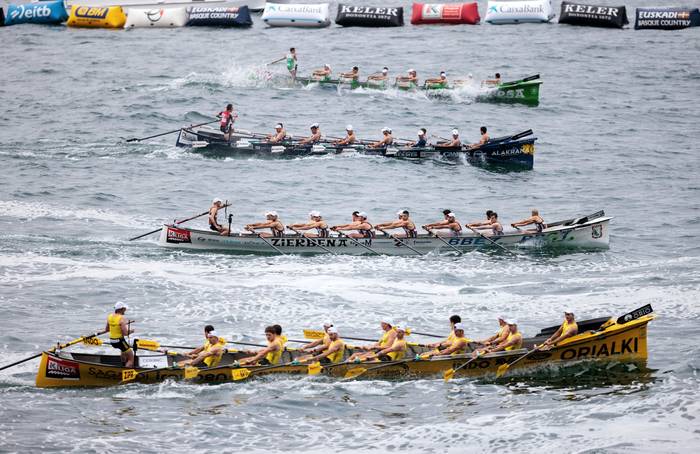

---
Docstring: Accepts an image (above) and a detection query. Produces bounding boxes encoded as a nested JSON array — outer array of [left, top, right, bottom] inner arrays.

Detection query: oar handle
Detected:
[[126, 119, 218, 143]]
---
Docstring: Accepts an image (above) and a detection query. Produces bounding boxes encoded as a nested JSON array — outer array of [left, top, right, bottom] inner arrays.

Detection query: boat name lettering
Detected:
[[560, 337, 639, 360], [9, 4, 52, 20], [339, 5, 399, 16], [269, 238, 349, 248], [563, 4, 619, 17], [448, 237, 500, 246], [46, 357, 80, 380], [491, 146, 525, 156], [621, 305, 653, 323], [75, 6, 109, 18], [88, 367, 120, 380], [496, 88, 525, 99], [166, 227, 191, 244]]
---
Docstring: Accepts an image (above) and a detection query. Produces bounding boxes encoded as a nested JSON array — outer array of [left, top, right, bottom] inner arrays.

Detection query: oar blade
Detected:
[[443, 368, 455, 382], [307, 362, 322, 375], [344, 367, 367, 379], [122, 369, 137, 382], [231, 368, 251, 381], [496, 363, 509, 378], [303, 329, 325, 340], [135, 339, 160, 351], [184, 366, 199, 379]]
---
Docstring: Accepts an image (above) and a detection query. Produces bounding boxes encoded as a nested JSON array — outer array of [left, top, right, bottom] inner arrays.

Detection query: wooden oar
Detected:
[[129, 204, 231, 241], [464, 224, 517, 256], [125, 120, 218, 143], [496, 346, 541, 378], [423, 227, 463, 255], [335, 231, 382, 256], [230, 360, 321, 381], [289, 227, 337, 255], [134, 338, 266, 351], [0, 329, 108, 372], [377, 228, 423, 255], [344, 356, 417, 379], [302, 329, 376, 343], [247, 230, 287, 255], [443, 353, 482, 382]]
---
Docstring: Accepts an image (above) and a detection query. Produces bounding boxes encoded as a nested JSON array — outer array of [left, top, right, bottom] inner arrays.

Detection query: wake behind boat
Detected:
[[157, 210, 611, 255]]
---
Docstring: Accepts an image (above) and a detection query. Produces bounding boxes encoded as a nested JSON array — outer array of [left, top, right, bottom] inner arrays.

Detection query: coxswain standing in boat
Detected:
[[410, 128, 428, 148], [245, 211, 285, 238], [367, 67, 389, 81], [424, 323, 469, 358], [435, 129, 461, 149], [266, 123, 287, 144], [179, 330, 226, 367], [217, 103, 237, 141], [299, 321, 333, 353], [475, 316, 510, 347], [299, 123, 322, 145], [347, 320, 397, 362], [286, 47, 298, 80], [332, 125, 356, 146], [396, 69, 418, 86], [483, 73, 501, 86], [331, 211, 374, 239], [511, 209, 546, 234], [312, 64, 332, 80], [298, 326, 345, 364], [425, 71, 448, 86], [473, 320, 523, 356], [105, 302, 135, 367], [468, 126, 490, 149], [541, 312, 578, 350], [369, 127, 393, 149], [208, 198, 230, 236], [340, 66, 360, 81], [423, 210, 462, 237], [288, 211, 329, 238], [237, 326, 284, 366], [375, 210, 418, 238]]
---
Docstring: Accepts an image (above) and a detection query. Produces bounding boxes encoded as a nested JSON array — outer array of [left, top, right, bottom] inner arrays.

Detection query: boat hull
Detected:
[[157, 214, 611, 255]]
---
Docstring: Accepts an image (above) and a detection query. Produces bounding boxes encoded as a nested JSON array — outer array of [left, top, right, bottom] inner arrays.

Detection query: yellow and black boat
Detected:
[[35, 305, 654, 388]]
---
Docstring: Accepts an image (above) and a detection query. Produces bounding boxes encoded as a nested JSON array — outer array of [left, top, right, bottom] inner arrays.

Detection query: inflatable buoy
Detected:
[[124, 7, 188, 28], [4, 0, 68, 26], [410, 2, 479, 25], [484, 0, 554, 24], [67, 5, 126, 28], [262, 3, 331, 27], [558, 1, 628, 28], [186, 5, 253, 26], [634, 7, 700, 30], [335, 4, 404, 27]]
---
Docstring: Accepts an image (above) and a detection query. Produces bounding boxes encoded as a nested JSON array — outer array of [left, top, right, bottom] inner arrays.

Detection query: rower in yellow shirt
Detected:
[[299, 327, 345, 364], [541, 312, 578, 350], [346, 320, 397, 362], [273, 324, 288, 347], [299, 321, 333, 354], [238, 326, 284, 365], [179, 330, 227, 367], [474, 320, 523, 356], [349, 323, 407, 363], [105, 301, 135, 367], [476, 316, 510, 347], [426, 315, 462, 349], [424, 323, 469, 358]]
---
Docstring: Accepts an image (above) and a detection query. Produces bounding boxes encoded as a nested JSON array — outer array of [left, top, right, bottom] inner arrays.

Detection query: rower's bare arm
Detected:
[[546, 327, 563, 344]]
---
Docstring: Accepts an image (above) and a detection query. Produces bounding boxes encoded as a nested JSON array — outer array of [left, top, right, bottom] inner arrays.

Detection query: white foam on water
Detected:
[[0, 200, 149, 229]]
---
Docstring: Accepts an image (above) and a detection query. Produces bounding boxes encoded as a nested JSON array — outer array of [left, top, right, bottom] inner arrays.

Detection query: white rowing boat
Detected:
[[157, 211, 611, 255]]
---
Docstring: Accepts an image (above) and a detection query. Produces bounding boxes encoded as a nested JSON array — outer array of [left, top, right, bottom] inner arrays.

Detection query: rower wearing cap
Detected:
[[331, 211, 374, 239], [435, 129, 461, 148], [468, 126, 490, 149], [333, 125, 356, 146], [300, 326, 345, 364], [411, 128, 428, 148], [217, 103, 238, 141], [312, 64, 332, 81], [475, 320, 523, 355], [396, 69, 418, 86], [105, 301, 135, 367], [266, 123, 287, 144], [347, 320, 397, 362], [427, 315, 462, 349], [369, 127, 393, 149], [340, 66, 360, 81], [350, 324, 408, 363], [299, 321, 334, 353], [179, 330, 227, 367], [425, 322, 469, 358], [375, 209, 418, 238], [368, 67, 389, 81], [238, 326, 284, 366], [184, 325, 216, 360], [244, 211, 285, 238], [425, 71, 448, 86], [475, 316, 510, 347], [288, 211, 329, 238], [208, 198, 230, 236], [299, 123, 322, 145], [423, 209, 462, 237], [541, 312, 578, 350], [511, 209, 546, 234]]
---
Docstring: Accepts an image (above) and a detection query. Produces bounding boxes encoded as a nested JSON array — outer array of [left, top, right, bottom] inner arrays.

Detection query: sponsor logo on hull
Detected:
[[46, 356, 80, 380], [166, 227, 192, 244]]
